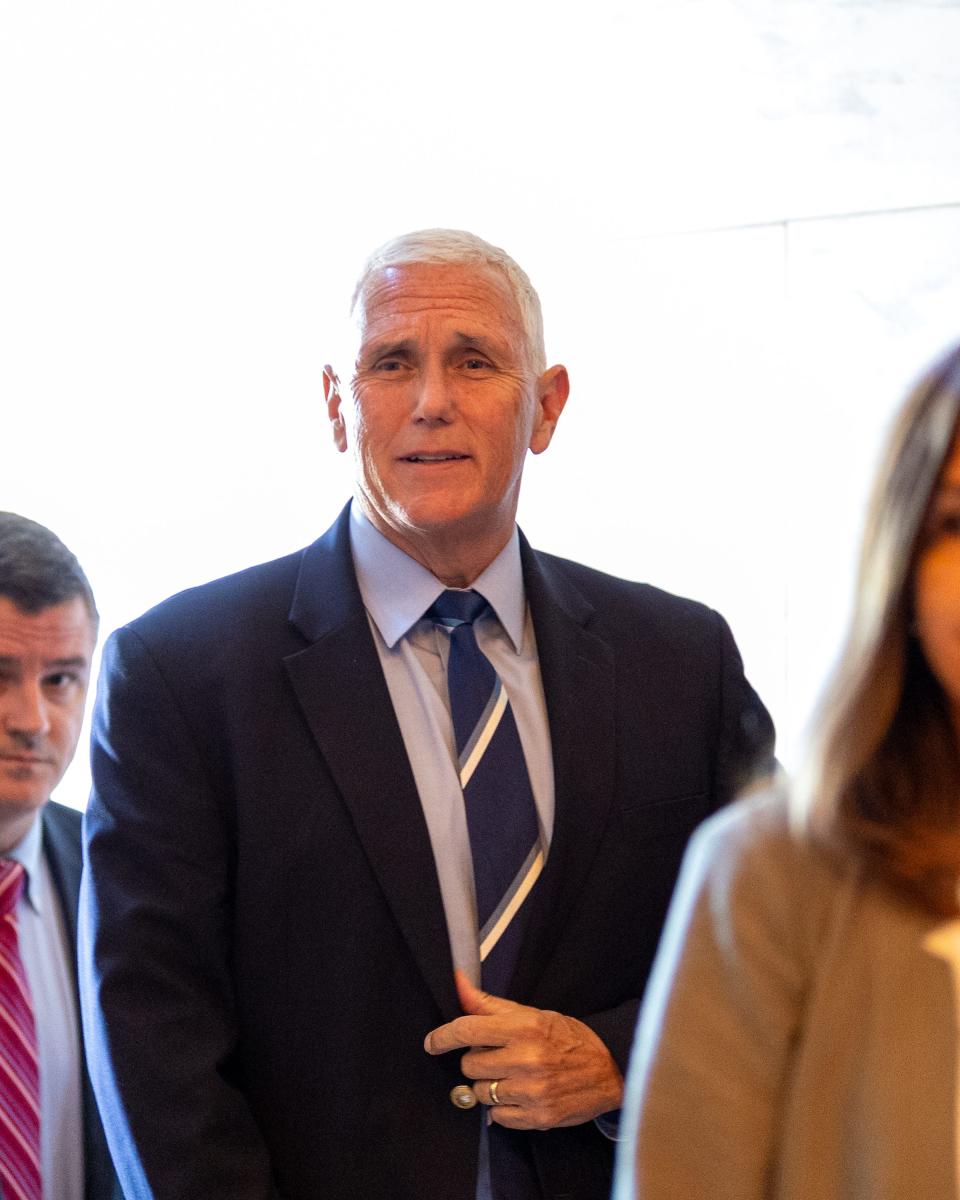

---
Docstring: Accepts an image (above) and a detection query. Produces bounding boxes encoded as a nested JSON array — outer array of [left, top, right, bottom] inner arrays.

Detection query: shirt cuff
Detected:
[[594, 1110, 621, 1141]]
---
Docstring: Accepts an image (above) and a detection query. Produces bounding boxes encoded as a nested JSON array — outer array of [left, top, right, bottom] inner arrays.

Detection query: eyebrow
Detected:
[[0, 655, 89, 669], [452, 332, 510, 355], [359, 338, 416, 363]]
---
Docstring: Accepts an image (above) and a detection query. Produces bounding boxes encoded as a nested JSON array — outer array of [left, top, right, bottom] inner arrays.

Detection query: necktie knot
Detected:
[[0, 861, 25, 917], [428, 588, 489, 628]]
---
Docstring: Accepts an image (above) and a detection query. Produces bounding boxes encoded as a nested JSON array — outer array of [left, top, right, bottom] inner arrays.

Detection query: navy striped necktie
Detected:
[[429, 589, 544, 997], [430, 591, 545, 1198]]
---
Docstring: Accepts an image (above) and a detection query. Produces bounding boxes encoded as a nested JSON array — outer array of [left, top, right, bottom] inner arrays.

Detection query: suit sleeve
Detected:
[[613, 796, 811, 1200], [713, 609, 776, 804], [79, 626, 282, 1200], [587, 609, 775, 1081]]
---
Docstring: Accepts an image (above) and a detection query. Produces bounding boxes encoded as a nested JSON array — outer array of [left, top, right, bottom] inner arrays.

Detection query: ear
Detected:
[[323, 365, 348, 454], [529, 364, 570, 455]]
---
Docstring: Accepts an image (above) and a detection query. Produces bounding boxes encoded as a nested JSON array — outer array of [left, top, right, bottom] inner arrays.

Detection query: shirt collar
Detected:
[[349, 501, 527, 652], [5, 814, 44, 914]]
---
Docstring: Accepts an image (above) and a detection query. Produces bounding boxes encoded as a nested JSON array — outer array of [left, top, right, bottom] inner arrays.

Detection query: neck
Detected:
[[0, 808, 38, 856], [394, 529, 509, 588], [358, 504, 514, 588]]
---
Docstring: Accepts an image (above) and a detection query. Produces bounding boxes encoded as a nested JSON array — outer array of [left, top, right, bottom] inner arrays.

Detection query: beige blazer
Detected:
[[615, 787, 960, 1200]]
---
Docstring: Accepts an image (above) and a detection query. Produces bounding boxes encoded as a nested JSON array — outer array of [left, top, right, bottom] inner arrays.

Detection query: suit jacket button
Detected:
[[450, 1084, 477, 1109]]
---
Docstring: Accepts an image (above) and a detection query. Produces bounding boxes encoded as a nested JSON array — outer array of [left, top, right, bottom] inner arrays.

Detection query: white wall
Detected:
[[3, 0, 960, 806]]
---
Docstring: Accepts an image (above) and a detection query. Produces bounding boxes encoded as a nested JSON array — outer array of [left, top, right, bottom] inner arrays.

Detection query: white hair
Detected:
[[349, 228, 547, 374]]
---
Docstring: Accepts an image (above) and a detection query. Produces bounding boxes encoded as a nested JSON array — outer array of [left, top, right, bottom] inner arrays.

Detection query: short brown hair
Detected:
[[0, 512, 98, 629]]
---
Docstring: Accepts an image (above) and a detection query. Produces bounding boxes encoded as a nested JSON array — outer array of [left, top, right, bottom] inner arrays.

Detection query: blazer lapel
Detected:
[[510, 537, 617, 1002], [40, 806, 81, 961], [282, 508, 459, 1021]]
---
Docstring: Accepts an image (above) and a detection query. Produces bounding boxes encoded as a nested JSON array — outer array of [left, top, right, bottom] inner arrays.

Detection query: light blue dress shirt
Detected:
[[8, 815, 84, 1200], [350, 503, 555, 1200], [350, 503, 556, 985]]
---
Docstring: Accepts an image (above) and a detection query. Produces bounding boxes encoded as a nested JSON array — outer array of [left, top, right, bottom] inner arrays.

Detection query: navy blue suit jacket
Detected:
[[80, 507, 772, 1200]]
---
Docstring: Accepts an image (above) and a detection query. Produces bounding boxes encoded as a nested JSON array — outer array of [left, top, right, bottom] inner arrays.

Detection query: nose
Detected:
[[411, 359, 454, 423], [3, 682, 50, 740]]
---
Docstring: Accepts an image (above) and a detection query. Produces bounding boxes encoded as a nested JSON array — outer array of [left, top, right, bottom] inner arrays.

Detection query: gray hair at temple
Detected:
[[349, 229, 548, 375], [0, 512, 98, 629]]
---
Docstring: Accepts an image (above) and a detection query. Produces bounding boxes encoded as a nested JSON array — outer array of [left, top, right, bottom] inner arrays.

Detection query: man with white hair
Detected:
[[80, 229, 773, 1200]]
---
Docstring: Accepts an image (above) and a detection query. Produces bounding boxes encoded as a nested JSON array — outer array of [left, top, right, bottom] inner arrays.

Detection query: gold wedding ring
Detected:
[[489, 1079, 502, 1106]]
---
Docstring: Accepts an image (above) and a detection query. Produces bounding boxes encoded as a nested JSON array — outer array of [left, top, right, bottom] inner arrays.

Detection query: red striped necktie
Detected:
[[0, 860, 41, 1200]]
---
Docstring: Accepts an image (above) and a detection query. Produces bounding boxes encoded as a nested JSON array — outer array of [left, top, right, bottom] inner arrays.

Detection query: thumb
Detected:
[[454, 967, 515, 1016]]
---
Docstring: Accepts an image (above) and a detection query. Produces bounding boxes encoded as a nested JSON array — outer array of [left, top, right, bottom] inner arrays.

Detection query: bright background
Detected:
[[4, 0, 960, 809]]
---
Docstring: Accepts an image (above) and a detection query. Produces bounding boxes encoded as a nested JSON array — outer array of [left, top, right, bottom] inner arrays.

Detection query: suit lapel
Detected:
[[281, 513, 618, 1015], [40, 804, 81, 963], [282, 509, 459, 1021], [510, 538, 617, 1003]]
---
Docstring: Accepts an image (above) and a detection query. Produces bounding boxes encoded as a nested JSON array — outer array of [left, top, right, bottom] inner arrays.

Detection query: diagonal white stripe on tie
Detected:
[[479, 845, 545, 962], [459, 681, 509, 789]]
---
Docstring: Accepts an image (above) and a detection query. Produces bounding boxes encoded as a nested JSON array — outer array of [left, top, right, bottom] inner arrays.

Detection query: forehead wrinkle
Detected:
[[351, 264, 532, 377], [362, 300, 518, 332], [361, 265, 523, 323]]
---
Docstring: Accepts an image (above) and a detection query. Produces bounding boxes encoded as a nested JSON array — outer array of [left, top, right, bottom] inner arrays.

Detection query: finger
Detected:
[[424, 1013, 512, 1055], [424, 972, 527, 1054], [488, 1102, 549, 1131], [454, 968, 517, 1017], [458, 1046, 518, 1080]]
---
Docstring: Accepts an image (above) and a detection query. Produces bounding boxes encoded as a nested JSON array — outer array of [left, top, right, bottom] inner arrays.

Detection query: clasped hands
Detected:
[[423, 969, 623, 1131]]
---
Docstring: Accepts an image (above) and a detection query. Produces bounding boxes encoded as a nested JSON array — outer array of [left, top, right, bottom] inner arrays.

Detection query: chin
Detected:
[[394, 503, 484, 536], [0, 793, 48, 819]]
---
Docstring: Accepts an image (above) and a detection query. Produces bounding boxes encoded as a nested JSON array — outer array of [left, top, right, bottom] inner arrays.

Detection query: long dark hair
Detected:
[[799, 343, 960, 915]]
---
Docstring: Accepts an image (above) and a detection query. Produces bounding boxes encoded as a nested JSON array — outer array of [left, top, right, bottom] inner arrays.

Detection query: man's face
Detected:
[[326, 262, 567, 570], [0, 596, 95, 826]]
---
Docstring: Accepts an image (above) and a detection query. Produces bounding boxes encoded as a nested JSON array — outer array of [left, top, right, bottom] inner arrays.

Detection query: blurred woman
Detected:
[[615, 343, 960, 1200]]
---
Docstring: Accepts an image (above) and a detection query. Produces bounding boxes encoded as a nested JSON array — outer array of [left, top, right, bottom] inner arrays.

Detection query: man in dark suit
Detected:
[[80, 229, 773, 1200], [0, 512, 120, 1200]]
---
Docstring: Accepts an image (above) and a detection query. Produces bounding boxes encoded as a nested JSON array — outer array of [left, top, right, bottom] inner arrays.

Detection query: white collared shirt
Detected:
[[8, 815, 85, 1200]]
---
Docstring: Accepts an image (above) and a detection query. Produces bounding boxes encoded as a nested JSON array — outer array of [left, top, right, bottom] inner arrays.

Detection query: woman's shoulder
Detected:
[[691, 777, 818, 865], [680, 777, 843, 924]]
